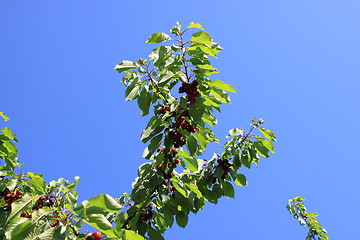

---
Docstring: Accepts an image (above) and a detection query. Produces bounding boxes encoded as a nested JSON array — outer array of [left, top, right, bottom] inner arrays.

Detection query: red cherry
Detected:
[[92, 232, 102, 240], [174, 158, 180, 164], [175, 120, 182, 128], [148, 204, 153, 209], [50, 220, 59, 227], [181, 122, 188, 129]]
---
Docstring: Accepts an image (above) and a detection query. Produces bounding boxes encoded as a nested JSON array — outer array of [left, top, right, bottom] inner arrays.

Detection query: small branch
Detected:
[[143, 63, 169, 104], [239, 126, 255, 146], [179, 31, 193, 83]]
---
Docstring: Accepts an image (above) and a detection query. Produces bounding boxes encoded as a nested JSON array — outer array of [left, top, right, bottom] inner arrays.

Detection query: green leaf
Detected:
[[36, 226, 56, 240], [172, 181, 188, 198], [259, 127, 276, 141], [254, 141, 270, 157], [7, 219, 33, 240], [0, 112, 10, 121], [207, 80, 236, 93], [171, 22, 181, 36], [186, 135, 198, 156], [197, 64, 213, 70], [85, 214, 119, 238], [115, 61, 139, 73], [178, 149, 198, 172], [227, 128, 242, 138], [6, 194, 35, 225], [143, 134, 163, 158], [202, 113, 217, 127], [176, 211, 188, 228], [141, 117, 164, 143], [191, 31, 212, 45], [187, 22, 204, 29], [201, 189, 218, 203], [82, 193, 122, 213], [153, 212, 166, 232], [221, 181, 235, 198], [146, 32, 171, 44], [148, 227, 165, 240], [194, 132, 207, 151], [121, 229, 145, 240], [185, 183, 202, 198], [149, 46, 171, 65], [258, 138, 275, 153], [158, 72, 175, 84], [188, 98, 205, 123], [1, 127, 18, 141], [234, 173, 247, 187], [199, 45, 220, 57], [209, 87, 230, 103], [125, 76, 143, 101], [27, 172, 46, 194], [163, 210, 174, 227], [137, 89, 152, 116]]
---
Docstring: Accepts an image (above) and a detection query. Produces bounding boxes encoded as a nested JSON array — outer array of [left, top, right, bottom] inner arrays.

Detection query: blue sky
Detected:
[[1, 1, 360, 239]]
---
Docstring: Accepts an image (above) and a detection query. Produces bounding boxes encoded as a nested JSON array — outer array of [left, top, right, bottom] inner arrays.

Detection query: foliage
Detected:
[[0, 22, 326, 240], [287, 197, 328, 240]]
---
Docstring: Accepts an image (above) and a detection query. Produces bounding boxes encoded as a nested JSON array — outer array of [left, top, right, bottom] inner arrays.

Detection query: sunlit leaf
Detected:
[[146, 32, 171, 44], [191, 31, 212, 45], [187, 22, 204, 29], [0, 112, 10, 121], [234, 173, 247, 187], [115, 61, 139, 73], [82, 193, 122, 213], [207, 80, 236, 93]]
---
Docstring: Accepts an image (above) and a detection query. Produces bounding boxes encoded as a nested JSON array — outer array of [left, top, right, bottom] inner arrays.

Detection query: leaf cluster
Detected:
[[287, 197, 328, 240]]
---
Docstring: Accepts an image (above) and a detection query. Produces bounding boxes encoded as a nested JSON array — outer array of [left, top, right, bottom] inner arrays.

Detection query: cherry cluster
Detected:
[[212, 158, 233, 184], [20, 211, 32, 218], [162, 179, 176, 192], [139, 204, 154, 221], [19, 195, 56, 219], [161, 105, 171, 114], [169, 111, 198, 147], [32, 195, 55, 211], [156, 148, 180, 179], [178, 80, 200, 104], [169, 129, 186, 148], [217, 158, 233, 179], [50, 219, 60, 227], [0, 188, 22, 209]]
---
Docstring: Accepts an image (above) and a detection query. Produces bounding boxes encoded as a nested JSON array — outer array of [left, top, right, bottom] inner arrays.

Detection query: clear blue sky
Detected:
[[1, 1, 360, 239]]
